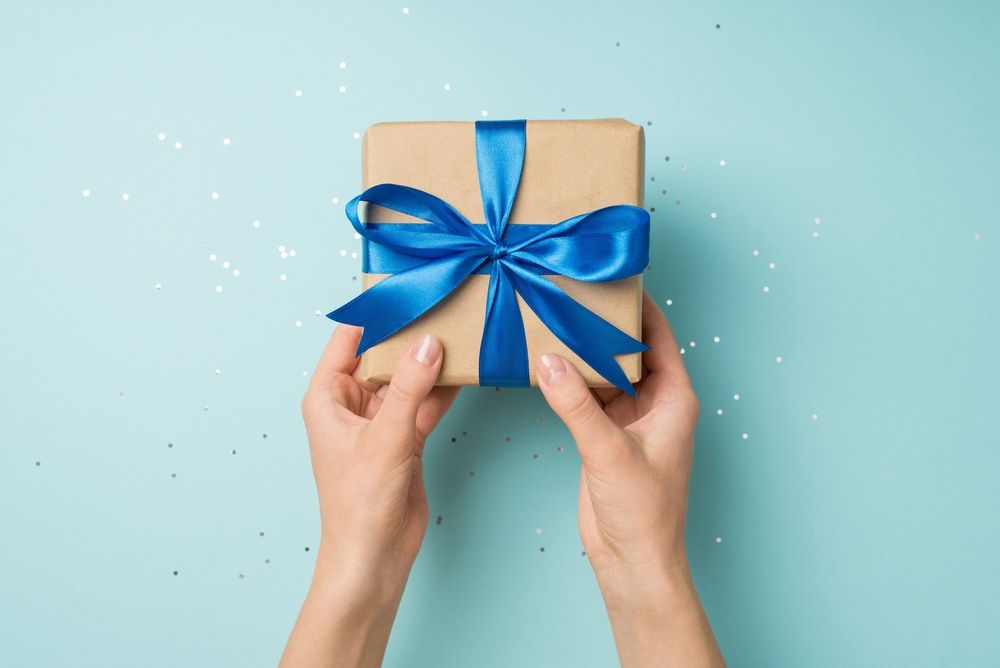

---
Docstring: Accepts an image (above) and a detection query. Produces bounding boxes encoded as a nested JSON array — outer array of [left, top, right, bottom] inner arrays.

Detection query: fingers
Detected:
[[309, 324, 363, 393], [415, 386, 461, 449], [370, 333, 444, 449], [536, 353, 632, 469], [640, 291, 692, 391]]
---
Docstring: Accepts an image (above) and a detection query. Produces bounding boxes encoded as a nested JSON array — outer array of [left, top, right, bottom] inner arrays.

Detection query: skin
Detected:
[[280, 291, 725, 667]]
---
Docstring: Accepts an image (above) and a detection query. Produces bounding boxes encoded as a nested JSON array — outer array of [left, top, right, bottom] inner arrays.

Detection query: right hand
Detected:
[[535, 290, 725, 667]]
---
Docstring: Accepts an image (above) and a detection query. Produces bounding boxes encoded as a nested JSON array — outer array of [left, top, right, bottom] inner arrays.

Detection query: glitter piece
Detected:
[[339, 61, 347, 69], [121, 193, 130, 201], [215, 285, 223, 293], [443, 83, 451, 91], [157, 132, 166, 141], [775, 356, 783, 364], [716, 409, 723, 416], [223, 137, 231, 145], [714, 336, 721, 343], [211, 192, 220, 200], [174, 142, 183, 149], [253, 220, 261, 228], [82, 188, 91, 197], [741, 433, 749, 440], [763, 286, 770, 293], [294, 90, 303, 97], [339, 85, 347, 93], [733, 394, 740, 400]]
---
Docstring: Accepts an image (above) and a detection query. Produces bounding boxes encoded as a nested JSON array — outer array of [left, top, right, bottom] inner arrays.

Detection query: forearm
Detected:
[[280, 544, 412, 668], [594, 558, 725, 668]]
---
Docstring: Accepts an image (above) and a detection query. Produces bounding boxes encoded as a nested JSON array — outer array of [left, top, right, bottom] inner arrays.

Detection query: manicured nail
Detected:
[[539, 353, 566, 385], [413, 334, 441, 366]]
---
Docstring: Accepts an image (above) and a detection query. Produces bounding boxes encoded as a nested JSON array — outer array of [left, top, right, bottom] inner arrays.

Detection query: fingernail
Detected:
[[413, 334, 441, 366], [539, 354, 566, 385]]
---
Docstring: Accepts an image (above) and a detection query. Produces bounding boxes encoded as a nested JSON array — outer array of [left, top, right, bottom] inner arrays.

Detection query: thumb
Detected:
[[536, 353, 629, 468], [371, 333, 443, 447]]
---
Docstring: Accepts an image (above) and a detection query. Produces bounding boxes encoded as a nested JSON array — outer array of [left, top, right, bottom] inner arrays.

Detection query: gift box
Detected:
[[328, 119, 650, 394]]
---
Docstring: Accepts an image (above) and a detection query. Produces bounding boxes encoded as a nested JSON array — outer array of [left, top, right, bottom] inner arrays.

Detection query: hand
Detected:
[[280, 326, 458, 668], [535, 291, 725, 667]]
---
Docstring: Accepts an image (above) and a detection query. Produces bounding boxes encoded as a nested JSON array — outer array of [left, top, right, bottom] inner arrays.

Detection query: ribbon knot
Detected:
[[327, 119, 651, 396], [489, 242, 509, 260]]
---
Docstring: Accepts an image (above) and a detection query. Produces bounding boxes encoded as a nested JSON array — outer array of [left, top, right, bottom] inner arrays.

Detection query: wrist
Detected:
[[312, 539, 414, 612], [591, 552, 724, 667], [282, 543, 413, 668], [593, 552, 696, 617]]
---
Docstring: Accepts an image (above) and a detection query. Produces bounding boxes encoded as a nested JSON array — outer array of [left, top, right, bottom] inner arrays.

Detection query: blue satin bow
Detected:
[[327, 119, 650, 395]]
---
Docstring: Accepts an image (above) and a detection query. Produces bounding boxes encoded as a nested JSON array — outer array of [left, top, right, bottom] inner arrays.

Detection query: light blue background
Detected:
[[2, 1, 998, 666]]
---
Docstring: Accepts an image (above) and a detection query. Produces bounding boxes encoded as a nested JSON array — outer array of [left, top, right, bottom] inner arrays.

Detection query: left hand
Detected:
[[281, 325, 458, 667]]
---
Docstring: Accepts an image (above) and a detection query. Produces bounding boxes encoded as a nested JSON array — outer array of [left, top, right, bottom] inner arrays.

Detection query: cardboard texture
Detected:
[[357, 119, 645, 387]]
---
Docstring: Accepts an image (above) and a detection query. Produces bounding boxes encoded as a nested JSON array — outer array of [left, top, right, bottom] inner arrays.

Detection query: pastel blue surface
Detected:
[[1, 1, 998, 666]]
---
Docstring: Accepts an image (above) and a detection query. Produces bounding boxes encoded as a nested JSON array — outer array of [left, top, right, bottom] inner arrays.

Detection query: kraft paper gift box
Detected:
[[338, 118, 647, 389]]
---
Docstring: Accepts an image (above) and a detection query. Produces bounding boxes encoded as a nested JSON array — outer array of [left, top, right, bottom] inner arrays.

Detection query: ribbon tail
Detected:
[[478, 260, 529, 387], [327, 250, 486, 354], [505, 262, 648, 396]]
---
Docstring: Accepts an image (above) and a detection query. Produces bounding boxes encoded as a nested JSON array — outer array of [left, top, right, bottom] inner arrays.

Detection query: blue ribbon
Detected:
[[327, 119, 650, 396]]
